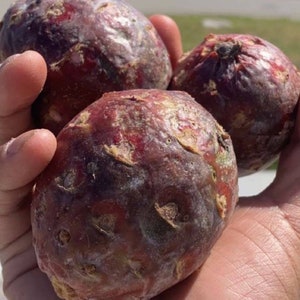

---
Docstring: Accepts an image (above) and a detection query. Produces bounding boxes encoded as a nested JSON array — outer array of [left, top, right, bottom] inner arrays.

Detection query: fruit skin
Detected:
[[170, 33, 300, 176], [31, 89, 238, 300], [0, 0, 172, 135]]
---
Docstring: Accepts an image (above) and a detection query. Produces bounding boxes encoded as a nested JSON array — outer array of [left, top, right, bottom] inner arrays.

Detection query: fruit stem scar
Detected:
[[215, 41, 241, 59]]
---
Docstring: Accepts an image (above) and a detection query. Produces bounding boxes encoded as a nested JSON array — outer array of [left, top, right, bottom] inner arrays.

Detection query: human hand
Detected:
[[0, 50, 58, 299], [2, 14, 299, 300], [0, 15, 182, 299]]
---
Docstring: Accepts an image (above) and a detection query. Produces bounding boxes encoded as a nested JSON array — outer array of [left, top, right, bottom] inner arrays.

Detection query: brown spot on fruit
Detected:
[[51, 276, 77, 300], [175, 258, 185, 280], [80, 264, 97, 276], [154, 202, 179, 228], [217, 130, 230, 152], [275, 69, 289, 83], [211, 168, 217, 182], [55, 169, 78, 193], [46, 2, 65, 19], [127, 259, 143, 279], [104, 142, 135, 166], [202, 79, 218, 96], [175, 128, 201, 155], [57, 229, 71, 246], [97, 3, 109, 11], [216, 194, 227, 219], [91, 214, 116, 237], [68, 111, 91, 129]]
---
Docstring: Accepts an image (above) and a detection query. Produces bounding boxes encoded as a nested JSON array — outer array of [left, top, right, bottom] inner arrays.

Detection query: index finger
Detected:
[[0, 50, 47, 145], [149, 15, 183, 70]]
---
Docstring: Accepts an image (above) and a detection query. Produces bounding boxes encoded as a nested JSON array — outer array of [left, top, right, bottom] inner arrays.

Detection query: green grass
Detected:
[[171, 14, 300, 67], [169, 14, 300, 170]]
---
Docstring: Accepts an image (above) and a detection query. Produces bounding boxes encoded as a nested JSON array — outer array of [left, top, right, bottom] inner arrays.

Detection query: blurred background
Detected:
[[2, 0, 300, 18], [1, 1, 300, 298]]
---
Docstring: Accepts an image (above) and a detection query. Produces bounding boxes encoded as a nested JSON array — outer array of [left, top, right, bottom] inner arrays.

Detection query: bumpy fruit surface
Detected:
[[170, 33, 300, 176], [31, 89, 238, 300], [0, 0, 172, 135]]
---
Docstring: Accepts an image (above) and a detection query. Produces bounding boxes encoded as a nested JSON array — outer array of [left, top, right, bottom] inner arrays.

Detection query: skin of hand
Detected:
[[0, 14, 300, 300]]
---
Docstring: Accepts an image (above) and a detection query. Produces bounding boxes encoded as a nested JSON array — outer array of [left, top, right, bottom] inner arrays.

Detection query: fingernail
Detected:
[[4, 131, 35, 157], [0, 53, 21, 70]]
